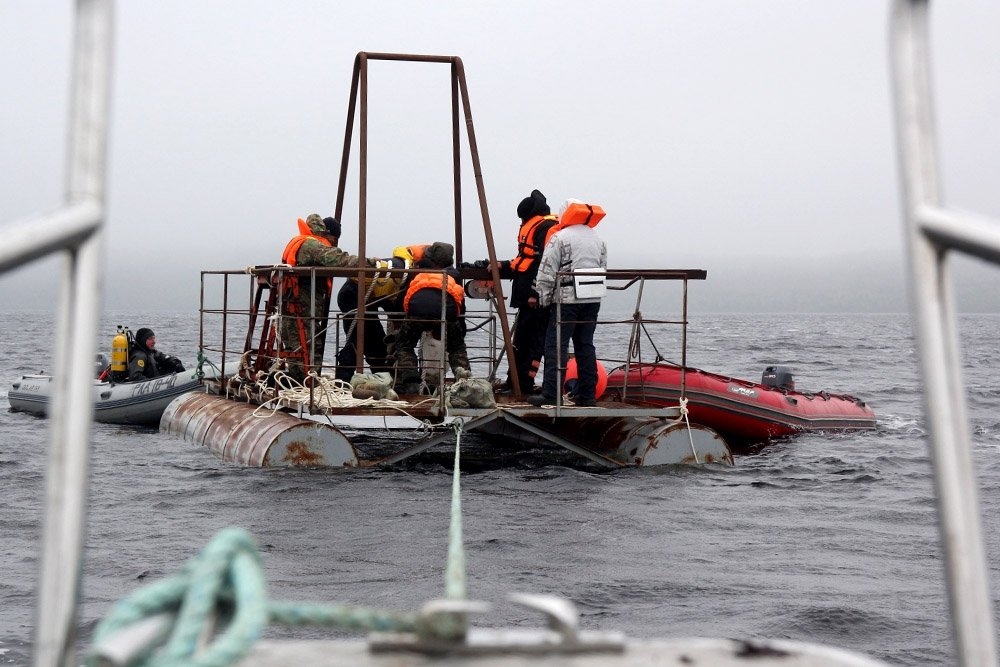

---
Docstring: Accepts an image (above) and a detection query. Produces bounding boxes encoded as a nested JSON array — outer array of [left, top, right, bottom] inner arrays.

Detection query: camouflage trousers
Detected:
[[393, 319, 470, 385], [277, 301, 330, 383]]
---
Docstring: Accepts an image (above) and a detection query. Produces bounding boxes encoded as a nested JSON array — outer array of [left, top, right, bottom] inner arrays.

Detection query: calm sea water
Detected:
[[2, 310, 999, 666]]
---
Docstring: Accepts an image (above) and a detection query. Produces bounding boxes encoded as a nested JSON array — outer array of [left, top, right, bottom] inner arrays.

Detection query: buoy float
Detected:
[[563, 358, 608, 399]]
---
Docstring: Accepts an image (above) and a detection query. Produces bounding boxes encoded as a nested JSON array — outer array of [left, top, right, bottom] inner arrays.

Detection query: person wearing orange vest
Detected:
[[493, 189, 560, 394], [527, 199, 607, 408], [278, 213, 367, 382], [393, 242, 471, 393], [333, 243, 429, 382]]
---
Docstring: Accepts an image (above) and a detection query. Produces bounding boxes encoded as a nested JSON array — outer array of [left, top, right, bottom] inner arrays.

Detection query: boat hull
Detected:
[[8, 372, 203, 426], [606, 363, 876, 444]]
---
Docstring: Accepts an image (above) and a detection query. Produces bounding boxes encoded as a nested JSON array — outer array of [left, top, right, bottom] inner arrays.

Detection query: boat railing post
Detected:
[[308, 267, 317, 376], [621, 274, 648, 402], [554, 271, 564, 410], [275, 266, 286, 379], [890, 1, 999, 664], [680, 277, 689, 400], [14, 2, 115, 666], [221, 271, 230, 390], [439, 268, 448, 409], [487, 290, 498, 383], [199, 271, 206, 381]]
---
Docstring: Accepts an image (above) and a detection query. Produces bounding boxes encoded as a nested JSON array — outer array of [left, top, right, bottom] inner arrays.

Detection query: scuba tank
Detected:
[[109, 325, 131, 383]]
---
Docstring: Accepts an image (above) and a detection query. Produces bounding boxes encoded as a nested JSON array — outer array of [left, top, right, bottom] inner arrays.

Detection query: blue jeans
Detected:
[[541, 301, 600, 401]]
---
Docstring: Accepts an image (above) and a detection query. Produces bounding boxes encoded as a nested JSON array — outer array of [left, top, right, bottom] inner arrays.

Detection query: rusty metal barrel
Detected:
[[161, 393, 358, 468], [606, 420, 733, 466], [549, 417, 733, 466]]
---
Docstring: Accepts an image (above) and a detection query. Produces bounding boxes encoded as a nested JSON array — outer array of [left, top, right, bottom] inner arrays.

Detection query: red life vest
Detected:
[[403, 272, 465, 313], [510, 214, 559, 272]]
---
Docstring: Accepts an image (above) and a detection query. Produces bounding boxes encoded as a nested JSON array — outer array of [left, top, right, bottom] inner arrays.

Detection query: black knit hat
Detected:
[[425, 242, 455, 268], [516, 189, 550, 221], [323, 216, 341, 238], [135, 328, 155, 350]]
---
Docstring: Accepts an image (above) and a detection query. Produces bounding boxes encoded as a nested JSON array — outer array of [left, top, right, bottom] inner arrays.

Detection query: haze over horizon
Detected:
[[2, 2, 999, 315]]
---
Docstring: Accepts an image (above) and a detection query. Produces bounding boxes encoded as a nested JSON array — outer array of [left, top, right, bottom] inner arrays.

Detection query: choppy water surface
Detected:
[[2, 311, 999, 666]]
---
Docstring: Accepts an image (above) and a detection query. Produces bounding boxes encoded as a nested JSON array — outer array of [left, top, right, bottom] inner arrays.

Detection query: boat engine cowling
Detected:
[[95, 353, 109, 378], [762, 365, 795, 391]]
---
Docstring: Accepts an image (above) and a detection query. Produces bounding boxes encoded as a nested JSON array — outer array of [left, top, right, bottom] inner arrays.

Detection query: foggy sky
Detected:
[[2, 1, 999, 314]]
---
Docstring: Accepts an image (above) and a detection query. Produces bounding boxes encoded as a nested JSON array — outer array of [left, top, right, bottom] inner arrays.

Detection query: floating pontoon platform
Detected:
[[162, 387, 733, 469]]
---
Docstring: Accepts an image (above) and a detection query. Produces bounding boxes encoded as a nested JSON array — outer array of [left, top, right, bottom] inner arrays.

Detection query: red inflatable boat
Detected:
[[605, 363, 876, 445]]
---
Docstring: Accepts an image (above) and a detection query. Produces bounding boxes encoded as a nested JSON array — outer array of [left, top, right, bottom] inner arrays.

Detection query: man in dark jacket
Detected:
[[127, 328, 185, 381], [493, 189, 560, 393]]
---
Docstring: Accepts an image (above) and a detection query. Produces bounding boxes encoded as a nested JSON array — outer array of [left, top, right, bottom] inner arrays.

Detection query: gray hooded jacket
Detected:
[[533, 224, 607, 307]]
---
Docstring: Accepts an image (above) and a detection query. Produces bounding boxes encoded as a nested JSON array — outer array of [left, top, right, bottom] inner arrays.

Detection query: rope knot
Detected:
[[90, 528, 268, 667]]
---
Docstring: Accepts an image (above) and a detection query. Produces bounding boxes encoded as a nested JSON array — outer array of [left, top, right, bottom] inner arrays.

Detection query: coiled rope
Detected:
[[89, 422, 473, 666], [193, 350, 222, 382], [88, 527, 424, 667], [273, 374, 409, 412]]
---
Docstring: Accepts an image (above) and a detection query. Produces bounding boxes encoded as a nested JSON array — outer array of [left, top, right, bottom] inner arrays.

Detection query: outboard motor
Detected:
[[762, 365, 795, 391], [94, 353, 109, 379]]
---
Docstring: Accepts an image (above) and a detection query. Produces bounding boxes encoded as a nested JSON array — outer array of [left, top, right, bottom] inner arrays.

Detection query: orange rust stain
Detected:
[[283, 441, 325, 467]]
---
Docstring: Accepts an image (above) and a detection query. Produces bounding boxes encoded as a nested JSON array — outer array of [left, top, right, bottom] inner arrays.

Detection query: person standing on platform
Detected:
[[278, 213, 368, 382], [493, 189, 560, 394], [527, 200, 607, 407]]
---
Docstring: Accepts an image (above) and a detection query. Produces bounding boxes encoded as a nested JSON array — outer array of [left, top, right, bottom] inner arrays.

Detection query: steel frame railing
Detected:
[[0, 2, 114, 666], [889, 1, 998, 665]]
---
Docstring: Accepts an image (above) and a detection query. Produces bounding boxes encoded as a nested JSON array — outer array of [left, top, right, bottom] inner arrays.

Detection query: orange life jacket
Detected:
[[280, 218, 333, 301], [558, 202, 606, 228], [510, 214, 559, 272], [403, 271, 465, 313], [274, 219, 335, 373]]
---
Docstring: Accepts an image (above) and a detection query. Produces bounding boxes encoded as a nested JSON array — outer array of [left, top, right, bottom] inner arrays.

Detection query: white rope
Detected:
[[676, 397, 700, 464], [446, 419, 467, 601], [274, 373, 411, 412]]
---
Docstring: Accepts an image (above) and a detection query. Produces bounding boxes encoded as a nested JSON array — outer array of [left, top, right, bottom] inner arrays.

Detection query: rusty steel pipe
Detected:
[[161, 393, 358, 468]]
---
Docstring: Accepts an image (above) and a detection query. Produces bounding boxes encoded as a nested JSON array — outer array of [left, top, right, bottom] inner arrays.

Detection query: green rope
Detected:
[[89, 422, 476, 664], [194, 349, 222, 381], [88, 527, 422, 667]]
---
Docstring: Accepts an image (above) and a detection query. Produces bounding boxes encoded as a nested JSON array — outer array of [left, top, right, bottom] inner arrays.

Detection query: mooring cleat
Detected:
[[507, 593, 578, 641], [368, 594, 625, 655]]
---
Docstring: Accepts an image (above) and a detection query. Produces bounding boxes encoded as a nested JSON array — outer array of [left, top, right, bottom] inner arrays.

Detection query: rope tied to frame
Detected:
[[675, 397, 700, 464], [193, 350, 219, 382], [627, 309, 667, 364]]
